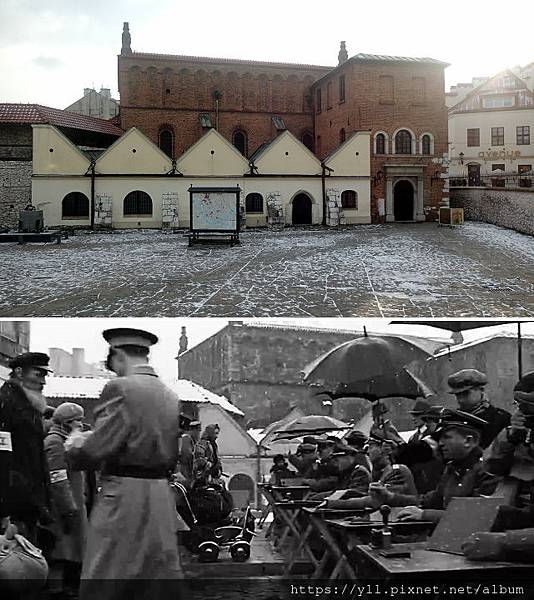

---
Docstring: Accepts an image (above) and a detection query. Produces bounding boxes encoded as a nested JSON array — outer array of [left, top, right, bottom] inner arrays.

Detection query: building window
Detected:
[[199, 113, 212, 128], [483, 97, 514, 109], [379, 75, 394, 104], [232, 130, 247, 155], [158, 128, 174, 158], [519, 164, 532, 187], [302, 132, 314, 152], [421, 134, 431, 155], [491, 164, 506, 188], [339, 75, 346, 103], [327, 81, 333, 109], [62, 192, 89, 219], [491, 127, 504, 146], [272, 116, 286, 130], [341, 190, 357, 209], [467, 128, 480, 147], [395, 129, 412, 154], [245, 193, 263, 213], [339, 128, 346, 144], [316, 88, 322, 113], [123, 190, 153, 216], [517, 126, 530, 145], [375, 133, 386, 155]]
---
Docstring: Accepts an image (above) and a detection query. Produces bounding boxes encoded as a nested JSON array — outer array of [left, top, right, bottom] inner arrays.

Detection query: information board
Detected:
[[190, 188, 240, 232]]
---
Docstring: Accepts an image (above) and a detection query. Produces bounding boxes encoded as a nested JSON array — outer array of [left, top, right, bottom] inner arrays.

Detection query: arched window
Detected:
[[233, 130, 247, 156], [375, 133, 386, 155], [302, 132, 314, 152], [245, 193, 263, 213], [421, 134, 431, 155], [158, 128, 174, 158], [62, 192, 89, 218], [339, 128, 346, 144], [395, 129, 413, 154], [123, 190, 153, 216], [341, 190, 357, 209]]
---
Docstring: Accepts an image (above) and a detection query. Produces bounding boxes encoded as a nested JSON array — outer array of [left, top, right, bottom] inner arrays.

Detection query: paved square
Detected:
[[1, 222, 533, 317]]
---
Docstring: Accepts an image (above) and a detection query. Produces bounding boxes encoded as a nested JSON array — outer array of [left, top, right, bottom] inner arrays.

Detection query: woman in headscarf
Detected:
[[193, 424, 222, 486]]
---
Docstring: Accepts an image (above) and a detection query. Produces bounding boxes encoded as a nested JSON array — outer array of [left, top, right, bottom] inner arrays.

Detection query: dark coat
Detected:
[[470, 403, 511, 449], [304, 455, 340, 492], [0, 380, 50, 520]]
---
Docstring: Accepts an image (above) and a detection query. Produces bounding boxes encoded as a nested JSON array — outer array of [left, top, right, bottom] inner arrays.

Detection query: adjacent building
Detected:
[[447, 66, 534, 187], [65, 87, 120, 120], [0, 321, 30, 373]]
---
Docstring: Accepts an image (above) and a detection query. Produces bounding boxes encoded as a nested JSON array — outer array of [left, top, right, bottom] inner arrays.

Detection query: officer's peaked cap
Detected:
[[434, 408, 487, 437], [448, 369, 487, 393], [9, 352, 53, 373], [409, 398, 432, 415], [103, 328, 158, 349]]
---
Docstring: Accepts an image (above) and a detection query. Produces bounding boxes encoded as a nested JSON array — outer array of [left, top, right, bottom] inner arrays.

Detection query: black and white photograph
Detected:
[[1, 0, 534, 598]]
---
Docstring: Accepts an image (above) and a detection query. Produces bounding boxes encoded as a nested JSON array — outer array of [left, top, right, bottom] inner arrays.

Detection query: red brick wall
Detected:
[[313, 60, 448, 221], [118, 54, 327, 157]]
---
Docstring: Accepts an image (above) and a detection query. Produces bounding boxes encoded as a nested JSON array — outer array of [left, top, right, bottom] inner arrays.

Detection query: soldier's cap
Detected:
[[8, 352, 53, 373], [409, 399, 432, 415], [297, 443, 316, 453], [316, 438, 336, 448], [513, 371, 534, 407], [345, 430, 368, 447], [368, 429, 399, 446], [302, 436, 318, 445], [421, 405, 444, 422], [52, 402, 84, 424], [102, 328, 158, 349], [448, 369, 487, 393], [434, 408, 488, 438]]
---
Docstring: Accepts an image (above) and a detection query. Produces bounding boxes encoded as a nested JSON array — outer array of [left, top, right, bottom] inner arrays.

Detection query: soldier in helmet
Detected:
[[44, 402, 88, 597], [65, 328, 183, 599], [448, 369, 510, 448], [463, 371, 534, 561], [0, 352, 53, 544]]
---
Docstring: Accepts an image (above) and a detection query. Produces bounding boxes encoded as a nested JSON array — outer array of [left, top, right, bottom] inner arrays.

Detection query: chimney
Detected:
[[84, 88, 92, 96], [121, 22, 132, 55], [178, 327, 188, 355], [338, 41, 348, 66], [72, 348, 85, 377]]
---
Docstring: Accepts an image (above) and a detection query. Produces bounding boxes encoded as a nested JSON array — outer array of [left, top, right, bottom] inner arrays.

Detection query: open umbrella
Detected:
[[302, 335, 432, 394], [272, 415, 350, 441], [390, 320, 532, 378]]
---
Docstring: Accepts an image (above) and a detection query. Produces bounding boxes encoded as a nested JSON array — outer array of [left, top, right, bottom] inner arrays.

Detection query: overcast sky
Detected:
[[1, 0, 533, 108], [14, 318, 533, 385]]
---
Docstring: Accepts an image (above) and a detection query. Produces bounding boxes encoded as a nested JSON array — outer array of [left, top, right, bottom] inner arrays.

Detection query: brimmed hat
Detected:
[[345, 430, 368, 448], [297, 443, 316, 453], [8, 352, 53, 373], [421, 405, 444, 422], [409, 399, 432, 415], [513, 371, 534, 407], [368, 429, 398, 447], [316, 438, 336, 449], [448, 369, 487, 393], [103, 328, 158, 349], [434, 408, 487, 438]]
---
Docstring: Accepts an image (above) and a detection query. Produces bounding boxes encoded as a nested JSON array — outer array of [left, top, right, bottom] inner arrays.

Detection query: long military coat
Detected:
[[66, 365, 182, 599]]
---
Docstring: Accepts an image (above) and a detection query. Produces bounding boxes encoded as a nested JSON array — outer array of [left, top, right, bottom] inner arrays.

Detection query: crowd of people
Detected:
[[267, 368, 534, 561], [3, 333, 534, 598]]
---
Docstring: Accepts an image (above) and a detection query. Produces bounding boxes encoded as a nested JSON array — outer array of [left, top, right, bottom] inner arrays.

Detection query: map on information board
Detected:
[[191, 191, 238, 231]]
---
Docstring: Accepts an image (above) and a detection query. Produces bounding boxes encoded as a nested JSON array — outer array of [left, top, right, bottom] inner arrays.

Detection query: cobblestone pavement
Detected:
[[1, 222, 534, 317]]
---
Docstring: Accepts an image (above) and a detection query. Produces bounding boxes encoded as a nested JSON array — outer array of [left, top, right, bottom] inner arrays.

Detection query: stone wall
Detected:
[[450, 187, 534, 235], [0, 160, 33, 229]]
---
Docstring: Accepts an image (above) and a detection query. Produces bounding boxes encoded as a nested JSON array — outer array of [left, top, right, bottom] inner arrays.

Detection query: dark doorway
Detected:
[[292, 193, 312, 224], [468, 164, 481, 186], [393, 180, 414, 221]]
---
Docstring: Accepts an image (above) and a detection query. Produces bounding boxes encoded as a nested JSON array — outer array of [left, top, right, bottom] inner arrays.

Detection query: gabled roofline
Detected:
[[199, 402, 258, 450], [176, 127, 250, 170], [253, 129, 322, 170], [322, 130, 371, 164], [95, 126, 173, 168], [32, 124, 92, 168]]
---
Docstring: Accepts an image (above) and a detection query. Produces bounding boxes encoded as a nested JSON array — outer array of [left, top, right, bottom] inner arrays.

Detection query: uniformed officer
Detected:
[[65, 328, 183, 599], [463, 371, 534, 561], [374, 408, 499, 523], [301, 439, 341, 494], [448, 369, 511, 448]]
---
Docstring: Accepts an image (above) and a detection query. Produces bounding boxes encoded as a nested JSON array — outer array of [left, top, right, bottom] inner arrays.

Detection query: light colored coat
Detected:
[[66, 365, 182, 598]]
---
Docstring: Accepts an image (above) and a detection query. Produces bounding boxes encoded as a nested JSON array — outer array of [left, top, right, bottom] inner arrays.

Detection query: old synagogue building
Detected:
[[31, 23, 449, 228]]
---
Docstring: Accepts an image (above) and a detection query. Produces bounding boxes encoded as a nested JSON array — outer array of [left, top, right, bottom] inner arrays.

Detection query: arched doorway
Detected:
[[228, 473, 255, 508], [393, 180, 414, 221], [292, 193, 312, 225]]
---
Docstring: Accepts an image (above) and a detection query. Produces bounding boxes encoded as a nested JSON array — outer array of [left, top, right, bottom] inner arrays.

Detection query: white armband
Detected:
[[50, 469, 68, 483], [0, 431, 12, 451]]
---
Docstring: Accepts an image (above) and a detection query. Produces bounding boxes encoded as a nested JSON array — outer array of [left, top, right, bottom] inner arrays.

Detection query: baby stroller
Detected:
[[172, 480, 256, 562]]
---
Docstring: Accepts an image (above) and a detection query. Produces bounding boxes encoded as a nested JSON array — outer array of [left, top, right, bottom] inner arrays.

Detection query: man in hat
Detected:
[[288, 436, 318, 477], [407, 399, 432, 443], [374, 408, 499, 523], [176, 420, 201, 489], [268, 454, 296, 485], [323, 430, 415, 510], [65, 328, 182, 598], [448, 369, 510, 448], [0, 352, 53, 543], [462, 371, 534, 561], [301, 439, 341, 494], [44, 402, 88, 597]]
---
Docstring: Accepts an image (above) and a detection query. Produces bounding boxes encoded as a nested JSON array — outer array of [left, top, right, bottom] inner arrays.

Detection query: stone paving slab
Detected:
[[1, 222, 533, 317]]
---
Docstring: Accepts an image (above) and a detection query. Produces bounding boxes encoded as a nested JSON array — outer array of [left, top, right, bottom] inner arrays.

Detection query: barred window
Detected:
[[341, 190, 357, 209], [467, 128, 480, 147], [395, 129, 412, 154], [375, 133, 386, 154], [62, 192, 89, 218], [491, 127, 504, 146], [517, 126, 530, 145], [233, 130, 247, 155], [245, 193, 263, 213], [123, 190, 153, 215], [421, 134, 431, 155]]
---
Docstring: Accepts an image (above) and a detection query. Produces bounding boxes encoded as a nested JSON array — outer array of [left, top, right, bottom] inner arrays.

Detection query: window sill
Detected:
[[123, 214, 153, 218], [246, 212, 264, 215], [62, 216, 89, 220]]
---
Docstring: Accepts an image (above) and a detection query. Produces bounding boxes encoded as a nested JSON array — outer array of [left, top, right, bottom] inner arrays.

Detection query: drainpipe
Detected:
[[90, 159, 96, 230], [321, 162, 334, 226]]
